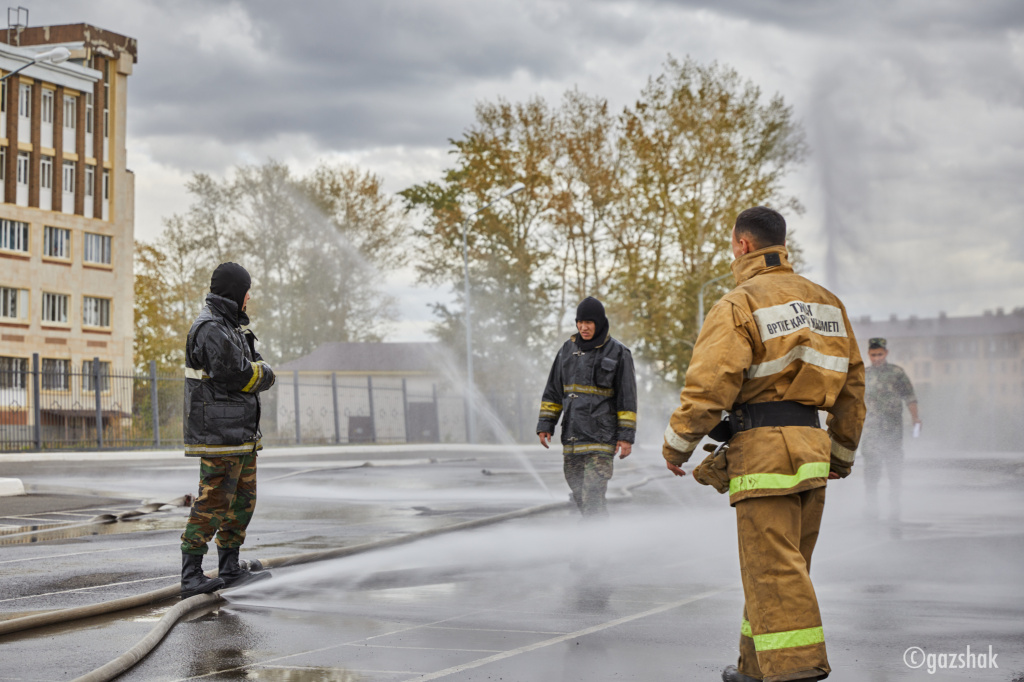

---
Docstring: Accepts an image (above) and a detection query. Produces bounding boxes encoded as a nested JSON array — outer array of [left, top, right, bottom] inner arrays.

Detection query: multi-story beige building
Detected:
[[0, 23, 136, 443], [851, 308, 1024, 449]]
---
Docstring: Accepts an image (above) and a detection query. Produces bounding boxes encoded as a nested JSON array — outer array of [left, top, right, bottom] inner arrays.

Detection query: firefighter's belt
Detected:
[[728, 401, 819, 434]]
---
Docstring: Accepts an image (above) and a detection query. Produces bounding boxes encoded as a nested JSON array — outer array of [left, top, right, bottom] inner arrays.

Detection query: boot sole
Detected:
[[180, 579, 225, 599]]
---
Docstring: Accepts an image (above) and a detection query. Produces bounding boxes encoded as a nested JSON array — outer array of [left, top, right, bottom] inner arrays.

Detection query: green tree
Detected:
[[610, 56, 807, 382], [134, 160, 407, 369]]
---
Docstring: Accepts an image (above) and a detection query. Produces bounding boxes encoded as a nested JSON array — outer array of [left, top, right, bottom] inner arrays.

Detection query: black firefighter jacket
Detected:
[[184, 294, 276, 457], [536, 333, 637, 455]]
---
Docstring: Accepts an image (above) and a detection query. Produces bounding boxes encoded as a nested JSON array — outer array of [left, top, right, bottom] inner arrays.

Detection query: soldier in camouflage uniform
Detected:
[[537, 297, 637, 517], [179, 263, 276, 598], [861, 337, 921, 521]]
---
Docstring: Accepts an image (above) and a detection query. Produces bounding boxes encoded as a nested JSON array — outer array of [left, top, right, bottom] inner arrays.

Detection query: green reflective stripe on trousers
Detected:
[[754, 626, 825, 651], [741, 619, 824, 651], [729, 461, 829, 495]]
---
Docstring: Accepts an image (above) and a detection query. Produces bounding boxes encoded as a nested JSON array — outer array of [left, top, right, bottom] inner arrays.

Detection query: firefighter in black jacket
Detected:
[[179, 263, 276, 598], [536, 297, 637, 516]]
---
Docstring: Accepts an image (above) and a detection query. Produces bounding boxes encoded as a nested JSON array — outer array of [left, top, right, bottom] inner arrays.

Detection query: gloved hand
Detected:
[[692, 443, 730, 494], [829, 457, 852, 479]]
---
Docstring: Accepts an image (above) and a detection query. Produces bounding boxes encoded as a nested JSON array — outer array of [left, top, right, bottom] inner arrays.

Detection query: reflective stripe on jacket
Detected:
[[537, 334, 637, 453], [663, 246, 865, 505], [183, 294, 277, 457]]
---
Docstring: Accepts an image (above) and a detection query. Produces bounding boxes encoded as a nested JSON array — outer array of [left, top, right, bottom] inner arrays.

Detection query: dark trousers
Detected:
[[563, 454, 613, 517]]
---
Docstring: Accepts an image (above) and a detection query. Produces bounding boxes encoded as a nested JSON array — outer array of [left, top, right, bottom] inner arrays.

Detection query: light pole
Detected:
[[0, 46, 71, 82], [697, 272, 732, 332], [461, 181, 525, 443]]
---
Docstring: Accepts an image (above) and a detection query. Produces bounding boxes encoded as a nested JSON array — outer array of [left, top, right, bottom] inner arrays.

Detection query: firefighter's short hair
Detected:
[[735, 206, 786, 248]]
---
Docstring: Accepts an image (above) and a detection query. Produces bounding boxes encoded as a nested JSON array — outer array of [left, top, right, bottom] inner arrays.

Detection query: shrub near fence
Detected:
[[0, 357, 534, 451]]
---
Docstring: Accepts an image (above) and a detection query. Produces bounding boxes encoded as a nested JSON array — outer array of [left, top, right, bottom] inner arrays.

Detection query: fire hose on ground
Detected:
[[0, 475, 656, 682]]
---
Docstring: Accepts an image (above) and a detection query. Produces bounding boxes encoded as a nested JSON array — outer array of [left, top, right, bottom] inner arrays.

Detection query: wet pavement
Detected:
[[0, 443, 1022, 681]]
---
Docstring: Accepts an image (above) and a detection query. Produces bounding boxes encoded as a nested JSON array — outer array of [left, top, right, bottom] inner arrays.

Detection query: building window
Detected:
[[18, 83, 30, 118], [41, 292, 69, 324], [43, 226, 71, 259], [85, 92, 93, 134], [41, 89, 53, 123], [0, 356, 28, 389], [0, 286, 27, 320], [83, 232, 111, 264], [83, 296, 111, 328], [1, 80, 6, 113], [82, 359, 111, 392], [0, 219, 29, 252], [85, 166, 94, 197], [62, 161, 75, 214], [63, 95, 77, 130], [16, 152, 29, 205], [40, 156, 53, 189], [41, 358, 70, 391]]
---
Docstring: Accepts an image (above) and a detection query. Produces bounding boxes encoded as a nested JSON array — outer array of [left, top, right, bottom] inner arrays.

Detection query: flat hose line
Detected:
[[7, 475, 656, 682]]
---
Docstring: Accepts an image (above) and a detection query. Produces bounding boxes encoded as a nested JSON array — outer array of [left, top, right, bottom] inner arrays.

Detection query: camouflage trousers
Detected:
[[181, 452, 258, 555], [563, 453, 614, 517]]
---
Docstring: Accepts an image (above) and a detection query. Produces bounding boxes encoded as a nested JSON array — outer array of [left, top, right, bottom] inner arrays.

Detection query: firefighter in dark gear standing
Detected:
[[537, 297, 637, 517], [179, 263, 276, 598], [662, 207, 865, 682]]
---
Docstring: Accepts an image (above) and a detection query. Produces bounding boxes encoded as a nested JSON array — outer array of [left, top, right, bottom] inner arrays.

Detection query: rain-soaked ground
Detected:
[[0, 442, 1022, 681]]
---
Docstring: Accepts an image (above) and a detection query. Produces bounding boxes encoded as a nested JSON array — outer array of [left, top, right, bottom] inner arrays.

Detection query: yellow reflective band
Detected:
[[562, 383, 614, 397], [539, 401, 563, 417], [729, 461, 829, 495], [617, 410, 637, 426], [741, 619, 753, 638], [753, 626, 824, 652], [241, 361, 262, 393]]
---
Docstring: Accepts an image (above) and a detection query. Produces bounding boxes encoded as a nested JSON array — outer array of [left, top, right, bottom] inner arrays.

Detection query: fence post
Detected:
[[32, 353, 41, 450], [93, 356, 103, 449], [331, 372, 340, 445], [401, 378, 410, 443], [366, 375, 377, 443], [293, 370, 301, 445], [432, 383, 441, 443], [149, 360, 160, 448]]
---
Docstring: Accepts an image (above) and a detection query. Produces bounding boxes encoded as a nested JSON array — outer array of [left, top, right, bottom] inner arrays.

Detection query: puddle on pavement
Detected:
[[0, 516, 186, 546]]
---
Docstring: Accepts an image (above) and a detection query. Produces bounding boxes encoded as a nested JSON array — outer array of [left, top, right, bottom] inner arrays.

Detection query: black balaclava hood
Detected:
[[211, 262, 251, 315], [575, 296, 609, 351]]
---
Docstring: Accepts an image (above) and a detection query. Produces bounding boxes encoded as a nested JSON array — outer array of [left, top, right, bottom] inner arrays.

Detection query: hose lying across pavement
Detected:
[[2, 475, 654, 682]]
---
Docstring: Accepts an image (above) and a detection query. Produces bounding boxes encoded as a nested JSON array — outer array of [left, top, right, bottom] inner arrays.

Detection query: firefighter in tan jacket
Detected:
[[663, 207, 865, 682]]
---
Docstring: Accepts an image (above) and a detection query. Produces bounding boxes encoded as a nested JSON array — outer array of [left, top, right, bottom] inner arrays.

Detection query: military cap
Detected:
[[868, 337, 887, 349]]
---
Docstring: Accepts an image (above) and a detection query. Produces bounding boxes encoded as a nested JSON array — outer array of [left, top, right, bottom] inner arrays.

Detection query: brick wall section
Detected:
[[28, 81, 39, 208], [75, 92, 85, 215], [5, 78, 17, 201], [92, 69, 103, 217], [52, 85, 63, 213]]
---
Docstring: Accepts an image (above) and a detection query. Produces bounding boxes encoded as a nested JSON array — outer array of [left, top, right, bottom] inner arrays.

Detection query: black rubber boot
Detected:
[[722, 665, 761, 682], [218, 546, 272, 589], [180, 552, 225, 598]]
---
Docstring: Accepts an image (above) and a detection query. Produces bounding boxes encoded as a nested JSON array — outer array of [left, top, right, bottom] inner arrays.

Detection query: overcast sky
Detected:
[[22, 0, 1024, 339]]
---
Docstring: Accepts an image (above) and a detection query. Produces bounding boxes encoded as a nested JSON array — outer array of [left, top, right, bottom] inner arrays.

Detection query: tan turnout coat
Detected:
[[663, 245, 866, 505]]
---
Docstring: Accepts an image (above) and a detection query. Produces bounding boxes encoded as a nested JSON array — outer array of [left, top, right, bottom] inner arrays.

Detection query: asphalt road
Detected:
[[0, 442, 1022, 681]]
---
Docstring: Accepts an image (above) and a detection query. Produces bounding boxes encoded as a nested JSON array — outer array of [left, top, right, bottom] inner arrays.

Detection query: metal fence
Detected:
[[0, 356, 535, 452]]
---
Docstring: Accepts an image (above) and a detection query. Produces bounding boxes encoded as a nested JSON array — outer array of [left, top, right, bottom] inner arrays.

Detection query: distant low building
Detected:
[[273, 342, 464, 445], [851, 308, 1024, 449]]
